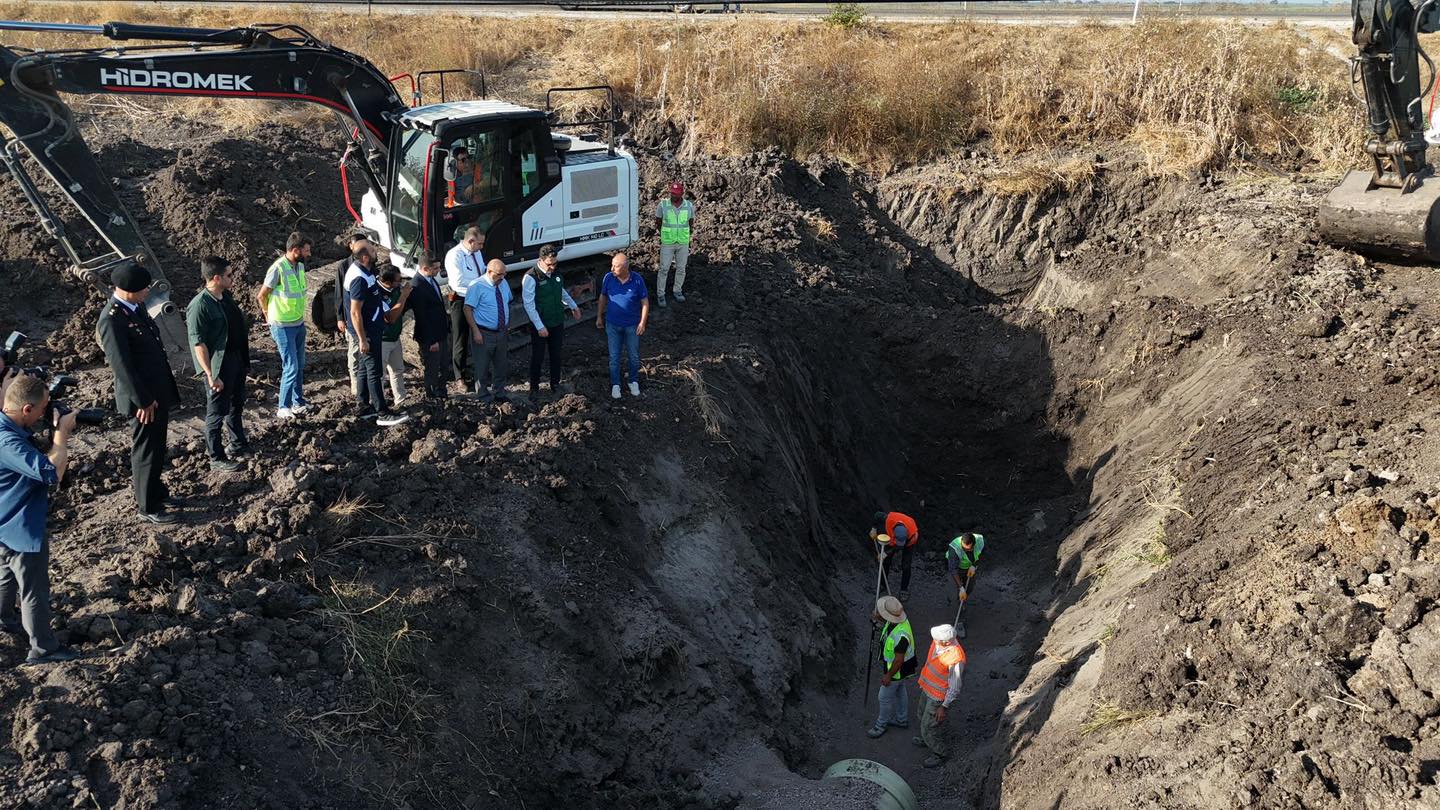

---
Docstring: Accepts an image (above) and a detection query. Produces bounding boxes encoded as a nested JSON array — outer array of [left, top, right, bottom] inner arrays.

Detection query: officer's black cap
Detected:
[[112, 262, 152, 293]]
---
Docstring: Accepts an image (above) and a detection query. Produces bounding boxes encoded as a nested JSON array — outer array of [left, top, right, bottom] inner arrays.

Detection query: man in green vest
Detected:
[[522, 243, 582, 399], [654, 181, 695, 308], [947, 532, 985, 638], [256, 232, 312, 419], [868, 595, 916, 739], [947, 532, 985, 601]]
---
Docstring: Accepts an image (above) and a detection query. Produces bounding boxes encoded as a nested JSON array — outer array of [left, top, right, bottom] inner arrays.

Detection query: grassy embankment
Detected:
[[0, 2, 1369, 185]]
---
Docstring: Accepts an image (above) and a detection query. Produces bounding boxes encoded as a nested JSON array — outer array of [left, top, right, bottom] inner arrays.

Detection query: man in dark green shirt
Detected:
[[185, 256, 249, 472]]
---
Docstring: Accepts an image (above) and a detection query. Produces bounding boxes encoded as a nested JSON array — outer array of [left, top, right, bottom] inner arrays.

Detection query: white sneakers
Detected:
[[628, 381, 641, 397], [276, 407, 295, 419], [611, 385, 622, 400], [291, 403, 309, 415]]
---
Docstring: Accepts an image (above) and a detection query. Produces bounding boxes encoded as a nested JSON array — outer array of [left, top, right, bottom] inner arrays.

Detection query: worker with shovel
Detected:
[[870, 511, 919, 600], [946, 532, 985, 639], [867, 595, 916, 739]]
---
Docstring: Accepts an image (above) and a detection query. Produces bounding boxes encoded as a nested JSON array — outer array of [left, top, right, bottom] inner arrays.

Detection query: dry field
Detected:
[[0, 2, 1375, 175]]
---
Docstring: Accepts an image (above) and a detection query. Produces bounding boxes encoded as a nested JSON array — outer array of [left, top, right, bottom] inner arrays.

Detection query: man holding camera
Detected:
[[97, 263, 181, 525], [0, 370, 79, 664]]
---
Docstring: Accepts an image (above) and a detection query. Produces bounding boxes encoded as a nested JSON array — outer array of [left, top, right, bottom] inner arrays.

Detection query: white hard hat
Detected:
[[931, 624, 956, 643]]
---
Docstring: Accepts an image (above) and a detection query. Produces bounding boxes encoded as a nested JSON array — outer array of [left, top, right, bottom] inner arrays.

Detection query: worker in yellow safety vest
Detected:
[[867, 595, 917, 739], [914, 623, 966, 768], [654, 181, 695, 307]]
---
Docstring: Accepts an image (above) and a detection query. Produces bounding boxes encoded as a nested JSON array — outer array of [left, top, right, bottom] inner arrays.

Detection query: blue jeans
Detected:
[[605, 323, 640, 386], [874, 678, 909, 730], [269, 324, 307, 408]]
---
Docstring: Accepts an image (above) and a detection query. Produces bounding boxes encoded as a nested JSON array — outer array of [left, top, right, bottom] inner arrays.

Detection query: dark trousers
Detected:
[[469, 328, 509, 402], [420, 339, 449, 398], [357, 328, 386, 412], [204, 361, 247, 460], [884, 543, 916, 592], [131, 404, 170, 514], [0, 541, 57, 655], [447, 296, 471, 382], [528, 323, 564, 389]]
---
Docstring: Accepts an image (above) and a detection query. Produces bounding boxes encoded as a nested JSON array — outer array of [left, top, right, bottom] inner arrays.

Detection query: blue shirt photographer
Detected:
[[0, 412, 58, 553]]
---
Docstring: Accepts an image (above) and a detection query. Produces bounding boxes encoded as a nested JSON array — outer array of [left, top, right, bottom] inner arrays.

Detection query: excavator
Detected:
[[0, 19, 638, 368], [1319, 0, 1440, 260]]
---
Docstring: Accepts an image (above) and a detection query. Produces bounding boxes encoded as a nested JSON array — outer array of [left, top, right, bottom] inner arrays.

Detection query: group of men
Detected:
[[866, 510, 986, 770], [0, 182, 698, 664]]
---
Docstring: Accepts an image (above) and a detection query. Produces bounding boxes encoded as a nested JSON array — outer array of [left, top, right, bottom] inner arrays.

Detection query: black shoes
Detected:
[[24, 646, 79, 665], [138, 510, 178, 525], [210, 458, 242, 473], [376, 410, 409, 427]]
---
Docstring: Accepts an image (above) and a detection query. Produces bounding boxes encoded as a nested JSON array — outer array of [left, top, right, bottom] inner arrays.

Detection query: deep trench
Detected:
[[612, 163, 1107, 809]]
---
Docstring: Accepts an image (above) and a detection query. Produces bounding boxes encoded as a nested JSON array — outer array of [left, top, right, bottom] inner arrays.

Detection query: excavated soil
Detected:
[[0, 99, 1436, 810]]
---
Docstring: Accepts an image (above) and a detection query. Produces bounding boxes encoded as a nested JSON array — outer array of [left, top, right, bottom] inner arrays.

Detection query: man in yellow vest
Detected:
[[257, 232, 312, 419], [914, 623, 965, 768], [867, 595, 916, 739], [654, 181, 695, 308]]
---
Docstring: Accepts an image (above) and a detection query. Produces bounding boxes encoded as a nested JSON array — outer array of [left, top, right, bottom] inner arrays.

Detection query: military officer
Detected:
[[97, 262, 182, 524]]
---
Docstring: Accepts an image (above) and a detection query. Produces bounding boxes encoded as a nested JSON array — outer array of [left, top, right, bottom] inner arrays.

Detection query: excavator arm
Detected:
[[1319, 0, 1440, 260], [0, 20, 407, 366]]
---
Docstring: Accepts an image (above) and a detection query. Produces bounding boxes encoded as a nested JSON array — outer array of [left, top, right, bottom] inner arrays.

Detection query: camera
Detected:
[[3, 331, 108, 428], [44, 375, 106, 428]]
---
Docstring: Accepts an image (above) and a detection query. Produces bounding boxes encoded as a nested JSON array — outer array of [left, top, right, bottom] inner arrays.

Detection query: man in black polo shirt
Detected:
[[186, 256, 249, 473]]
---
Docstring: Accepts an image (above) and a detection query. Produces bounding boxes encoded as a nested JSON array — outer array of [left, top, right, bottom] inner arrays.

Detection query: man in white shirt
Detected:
[[443, 226, 486, 389]]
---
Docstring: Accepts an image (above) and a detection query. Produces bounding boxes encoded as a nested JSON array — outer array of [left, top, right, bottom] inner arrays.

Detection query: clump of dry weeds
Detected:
[[0, 3, 1371, 176]]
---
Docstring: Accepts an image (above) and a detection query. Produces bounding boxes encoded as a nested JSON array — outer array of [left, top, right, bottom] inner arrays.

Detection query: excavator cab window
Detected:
[[438, 128, 507, 249], [445, 132, 503, 208], [389, 129, 436, 257]]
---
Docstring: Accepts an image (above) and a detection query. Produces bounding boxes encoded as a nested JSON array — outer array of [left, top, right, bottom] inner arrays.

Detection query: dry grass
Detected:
[[0, 3, 1380, 175], [1081, 702, 1155, 734], [677, 366, 730, 439], [985, 155, 1098, 197]]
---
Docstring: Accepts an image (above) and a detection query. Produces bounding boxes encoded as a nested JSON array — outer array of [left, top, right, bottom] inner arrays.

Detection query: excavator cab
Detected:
[[366, 97, 635, 277]]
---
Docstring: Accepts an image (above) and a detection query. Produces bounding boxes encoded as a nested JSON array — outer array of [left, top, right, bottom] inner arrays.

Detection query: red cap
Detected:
[[669, 182, 685, 196]]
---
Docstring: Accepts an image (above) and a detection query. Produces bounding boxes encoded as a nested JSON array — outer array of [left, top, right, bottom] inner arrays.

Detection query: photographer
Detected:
[[97, 262, 181, 525], [0, 371, 79, 665]]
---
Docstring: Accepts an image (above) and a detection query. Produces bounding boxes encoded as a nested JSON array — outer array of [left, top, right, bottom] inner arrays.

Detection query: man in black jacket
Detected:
[[408, 252, 450, 401], [97, 262, 182, 524]]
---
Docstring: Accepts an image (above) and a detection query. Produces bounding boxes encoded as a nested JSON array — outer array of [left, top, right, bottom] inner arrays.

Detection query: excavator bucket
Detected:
[[1318, 170, 1440, 262]]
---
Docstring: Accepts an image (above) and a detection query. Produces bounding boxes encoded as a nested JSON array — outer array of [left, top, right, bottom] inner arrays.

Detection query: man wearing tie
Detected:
[[96, 262, 182, 524], [463, 258, 512, 404], [408, 252, 450, 401], [443, 227, 486, 389]]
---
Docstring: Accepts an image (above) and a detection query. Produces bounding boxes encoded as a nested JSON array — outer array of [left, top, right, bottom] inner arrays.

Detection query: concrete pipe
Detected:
[[822, 759, 917, 810]]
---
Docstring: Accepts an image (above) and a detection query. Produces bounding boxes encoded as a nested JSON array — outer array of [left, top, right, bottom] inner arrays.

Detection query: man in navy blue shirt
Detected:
[[0, 371, 79, 664], [347, 249, 409, 427]]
